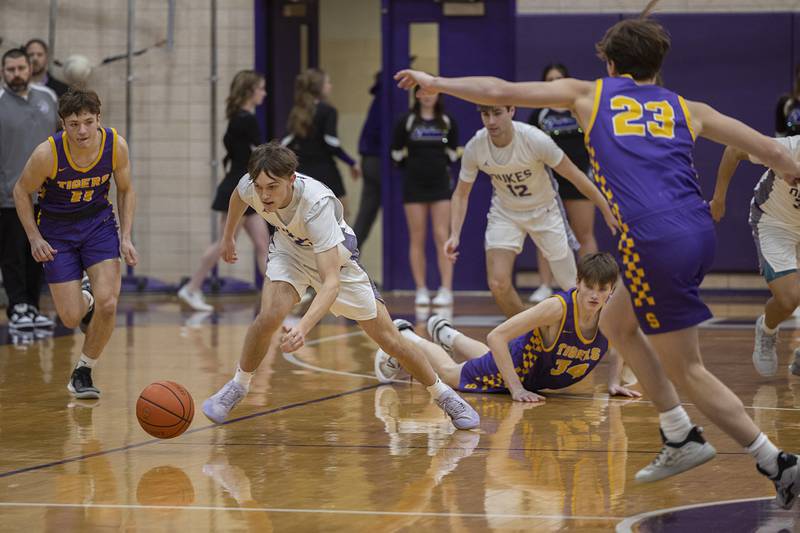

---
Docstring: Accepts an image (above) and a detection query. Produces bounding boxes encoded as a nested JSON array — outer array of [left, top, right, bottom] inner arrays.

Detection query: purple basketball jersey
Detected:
[[458, 289, 609, 393], [39, 127, 116, 215], [585, 76, 701, 224]]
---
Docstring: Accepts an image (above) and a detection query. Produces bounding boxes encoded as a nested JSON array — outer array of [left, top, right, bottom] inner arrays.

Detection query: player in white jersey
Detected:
[[447, 105, 619, 317], [202, 142, 480, 430], [711, 135, 800, 376]]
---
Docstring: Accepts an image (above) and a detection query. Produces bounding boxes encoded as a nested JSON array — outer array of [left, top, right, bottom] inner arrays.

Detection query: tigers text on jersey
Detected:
[[39, 127, 117, 215], [459, 121, 564, 211]]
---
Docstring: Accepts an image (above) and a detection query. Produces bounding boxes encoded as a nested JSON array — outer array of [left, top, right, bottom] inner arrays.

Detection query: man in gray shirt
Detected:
[[0, 48, 58, 331]]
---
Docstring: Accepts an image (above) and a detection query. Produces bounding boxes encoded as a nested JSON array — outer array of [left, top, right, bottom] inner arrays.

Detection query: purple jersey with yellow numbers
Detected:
[[584, 76, 715, 334], [39, 127, 117, 215], [458, 289, 609, 393], [37, 127, 121, 283]]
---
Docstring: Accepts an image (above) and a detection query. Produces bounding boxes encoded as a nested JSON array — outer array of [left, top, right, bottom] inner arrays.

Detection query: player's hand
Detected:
[[608, 384, 642, 398], [394, 69, 438, 95], [599, 203, 620, 236], [350, 162, 362, 180], [30, 237, 56, 262], [510, 388, 546, 403], [709, 198, 725, 222], [120, 238, 139, 266], [444, 236, 460, 263], [220, 237, 238, 264], [280, 324, 306, 352]]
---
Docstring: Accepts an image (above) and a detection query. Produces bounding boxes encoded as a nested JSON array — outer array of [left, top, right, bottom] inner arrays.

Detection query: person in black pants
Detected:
[[392, 88, 459, 307], [527, 63, 598, 303], [283, 68, 361, 217], [353, 72, 382, 248], [0, 48, 58, 331], [179, 70, 269, 311]]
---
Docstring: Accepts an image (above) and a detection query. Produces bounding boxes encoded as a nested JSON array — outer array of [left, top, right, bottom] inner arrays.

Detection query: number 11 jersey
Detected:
[[459, 120, 565, 211]]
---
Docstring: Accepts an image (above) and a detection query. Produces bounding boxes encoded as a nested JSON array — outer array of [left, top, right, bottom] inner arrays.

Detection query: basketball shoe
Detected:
[[757, 451, 800, 509], [203, 380, 247, 424], [67, 366, 100, 399], [753, 315, 778, 377], [435, 387, 480, 430], [635, 426, 716, 482], [373, 319, 413, 383]]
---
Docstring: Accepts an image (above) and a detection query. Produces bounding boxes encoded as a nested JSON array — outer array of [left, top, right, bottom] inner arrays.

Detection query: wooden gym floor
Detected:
[[0, 292, 798, 532]]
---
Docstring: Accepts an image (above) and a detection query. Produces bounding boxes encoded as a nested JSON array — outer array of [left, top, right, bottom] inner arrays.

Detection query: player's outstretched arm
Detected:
[[688, 100, 800, 181], [220, 188, 249, 263], [606, 348, 642, 398], [112, 135, 139, 266], [445, 179, 474, 263], [13, 142, 57, 262], [552, 156, 619, 235], [394, 69, 593, 110], [281, 246, 341, 353], [710, 146, 749, 222], [486, 297, 563, 402]]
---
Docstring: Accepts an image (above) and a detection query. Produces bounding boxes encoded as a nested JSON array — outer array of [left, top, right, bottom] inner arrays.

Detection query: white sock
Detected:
[[438, 326, 461, 349], [233, 366, 254, 389], [76, 353, 97, 369], [399, 328, 424, 345], [426, 377, 450, 400], [748, 432, 780, 477], [761, 316, 778, 336], [659, 405, 693, 443]]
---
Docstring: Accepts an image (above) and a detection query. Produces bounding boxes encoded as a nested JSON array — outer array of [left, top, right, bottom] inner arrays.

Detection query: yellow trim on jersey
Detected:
[[47, 136, 58, 179], [583, 79, 603, 142], [64, 127, 107, 173], [111, 128, 119, 170], [572, 290, 598, 344], [678, 96, 696, 141], [541, 294, 568, 352]]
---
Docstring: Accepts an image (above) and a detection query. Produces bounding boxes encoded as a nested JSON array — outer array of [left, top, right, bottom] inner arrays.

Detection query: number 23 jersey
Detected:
[[459, 121, 564, 211]]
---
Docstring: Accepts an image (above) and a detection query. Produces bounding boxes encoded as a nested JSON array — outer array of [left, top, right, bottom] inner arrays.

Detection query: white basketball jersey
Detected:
[[459, 121, 564, 211], [751, 136, 800, 229], [237, 173, 358, 267]]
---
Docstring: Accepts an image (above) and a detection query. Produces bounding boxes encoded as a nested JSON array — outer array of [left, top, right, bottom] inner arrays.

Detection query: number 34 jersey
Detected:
[[459, 120, 565, 211]]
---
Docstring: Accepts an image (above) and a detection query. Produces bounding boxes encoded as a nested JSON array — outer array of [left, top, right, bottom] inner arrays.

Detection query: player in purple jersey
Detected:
[[393, 1, 800, 508], [13, 89, 138, 400], [376, 253, 641, 401]]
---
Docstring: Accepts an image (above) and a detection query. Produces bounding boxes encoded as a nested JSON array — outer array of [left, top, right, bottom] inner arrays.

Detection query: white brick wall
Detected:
[[2, 0, 257, 284]]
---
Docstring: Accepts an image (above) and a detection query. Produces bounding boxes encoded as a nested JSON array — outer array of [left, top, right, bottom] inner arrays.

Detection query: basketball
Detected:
[[61, 54, 93, 86], [136, 381, 194, 439]]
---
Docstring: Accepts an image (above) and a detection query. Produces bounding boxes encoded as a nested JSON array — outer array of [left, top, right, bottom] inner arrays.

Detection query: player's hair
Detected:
[[477, 104, 512, 113], [595, 2, 670, 81], [2, 48, 30, 67], [287, 68, 327, 138], [576, 252, 619, 288], [541, 62, 569, 81], [58, 89, 101, 119], [225, 70, 265, 120], [411, 86, 447, 129], [24, 38, 48, 53], [248, 140, 298, 180]]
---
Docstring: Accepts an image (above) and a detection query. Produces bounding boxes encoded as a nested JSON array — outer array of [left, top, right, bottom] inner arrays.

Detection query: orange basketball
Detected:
[[136, 381, 194, 439]]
